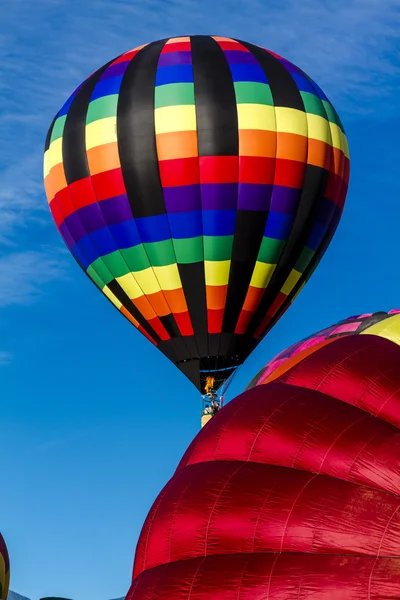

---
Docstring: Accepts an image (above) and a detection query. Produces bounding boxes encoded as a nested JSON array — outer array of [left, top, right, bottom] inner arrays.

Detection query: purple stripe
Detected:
[[316, 197, 337, 228], [237, 183, 272, 211], [158, 51, 192, 67], [163, 184, 201, 212], [98, 194, 133, 225], [59, 221, 76, 249], [224, 50, 259, 64], [201, 183, 238, 210], [270, 186, 302, 213], [100, 61, 130, 80], [63, 212, 90, 243]]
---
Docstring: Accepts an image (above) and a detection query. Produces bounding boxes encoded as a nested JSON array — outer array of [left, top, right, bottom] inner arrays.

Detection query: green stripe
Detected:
[[204, 235, 233, 261], [234, 82, 273, 105], [258, 237, 285, 263], [294, 246, 315, 273], [322, 100, 344, 130], [144, 239, 176, 266], [87, 263, 110, 287], [301, 92, 327, 119], [173, 237, 203, 263], [155, 83, 195, 108], [50, 115, 67, 143], [86, 95, 118, 124]]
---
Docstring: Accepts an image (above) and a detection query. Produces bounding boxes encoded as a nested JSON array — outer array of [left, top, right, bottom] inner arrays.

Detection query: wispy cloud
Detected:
[[0, 0, 398, 304], [0, 250, 68, 307]]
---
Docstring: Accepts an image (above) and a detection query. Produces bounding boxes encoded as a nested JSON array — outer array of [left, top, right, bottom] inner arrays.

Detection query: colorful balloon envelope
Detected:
[[247, 308, 400, 388], [125, 321, 400, 600], [0, 534, 9, 600], [44, 35, 349, 394]]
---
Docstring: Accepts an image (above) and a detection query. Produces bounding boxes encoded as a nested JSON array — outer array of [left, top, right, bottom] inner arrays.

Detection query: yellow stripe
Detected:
[[237, 104, 276, 131], [132, 268, 161, 295], [116, 273, 144, 299], [44, 137, 63, 176], [86, 117, 117, 150], [281, 269, 302, 295], [155, 105, 197, 134], [275, 107, 308, 137], [103, 285, 122, 309], [153, 264, 182, 290], [361, 314, 400, 346], [204, 260, 231, 286], [250, 262, 276, 288], [306, 113, 331, 145]]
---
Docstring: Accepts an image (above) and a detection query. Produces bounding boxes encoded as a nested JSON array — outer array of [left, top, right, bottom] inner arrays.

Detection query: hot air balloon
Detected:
[[246, 308, 400, 388], [125, 316, 400, 600], [44, 35, 349, 400], [0, 534, 10, 600]]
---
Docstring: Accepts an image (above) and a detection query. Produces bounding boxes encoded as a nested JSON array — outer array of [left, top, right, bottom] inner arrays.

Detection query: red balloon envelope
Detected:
[[126, 331, 400, 599]]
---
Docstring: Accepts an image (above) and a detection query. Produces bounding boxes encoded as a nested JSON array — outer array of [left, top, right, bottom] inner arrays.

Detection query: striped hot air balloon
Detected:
[[44, 36, 349, 396], [0, 534, 10, 600]]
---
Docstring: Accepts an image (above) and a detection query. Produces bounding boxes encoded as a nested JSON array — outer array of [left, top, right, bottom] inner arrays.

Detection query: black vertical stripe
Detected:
[[117, 40, 167, 218], [190, 35, 239, 358], [116, 40, 192, 350], [237, 41, 329, 339], [238, 41, 305, 110], [63, 61, 114, 184], [191, 35, 239, 156], [223, 41, 305, 337]]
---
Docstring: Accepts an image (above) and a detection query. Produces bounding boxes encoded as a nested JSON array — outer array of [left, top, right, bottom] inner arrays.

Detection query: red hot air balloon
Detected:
[[44, 36, 349, 399], [125, 318, 400, 599]]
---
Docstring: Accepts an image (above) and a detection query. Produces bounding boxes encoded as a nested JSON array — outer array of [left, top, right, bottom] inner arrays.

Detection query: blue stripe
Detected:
[[156, 65, 194, 86], [229, 64, 268, 83], [168, 211, 203, 239], [91, 76, 123, 100], [136, 214, 171, 243], [264, 212, 295, 240], [203, 209, 236, 236]]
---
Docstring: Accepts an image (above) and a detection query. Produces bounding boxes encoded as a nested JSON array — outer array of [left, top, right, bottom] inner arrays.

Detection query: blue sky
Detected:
[[1, 0, 400, 598]]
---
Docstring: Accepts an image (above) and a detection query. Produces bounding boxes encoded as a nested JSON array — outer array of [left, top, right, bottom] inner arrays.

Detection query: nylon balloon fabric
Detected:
[[246, 308, 400, 388], [125, 333, 400, 599], [44, 35, 349, 394], [0, 534, 10, 600]]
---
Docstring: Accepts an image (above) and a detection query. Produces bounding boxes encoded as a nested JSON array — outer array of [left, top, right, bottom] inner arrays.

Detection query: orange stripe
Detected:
[[45, 164, 67, 202], [132, 296, 157, 321], [145, 291, 171, 317], [239, 129, 277, 157], [243, 286, 264, 312], [276, 132, 308, 162], [206, 285, 228, 310], [163, 288, 189, 313], [156, 131, 199, 161], [87, 142, 120, 175], [307, 138, 331, 170]]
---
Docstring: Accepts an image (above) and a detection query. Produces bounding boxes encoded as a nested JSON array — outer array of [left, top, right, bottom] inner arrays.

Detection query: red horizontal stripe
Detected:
[[274, 159, 306, 188], [159, 157, 199, 187], [49, 198, 64, 228], [91, 168, 126, 201], [147, 317, 170, 341], [325, 172, 343, 203], [239, 156, 276, 184], [216, 41, 248, 51], [174, 311, 194, 336], [113, 48, 143, 65], [207, 309, 224, 334], [199, 156, 238, 184], [235, 310, 254, 334], [68, 177, 98, 210], [162, 41, 191, 53]]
